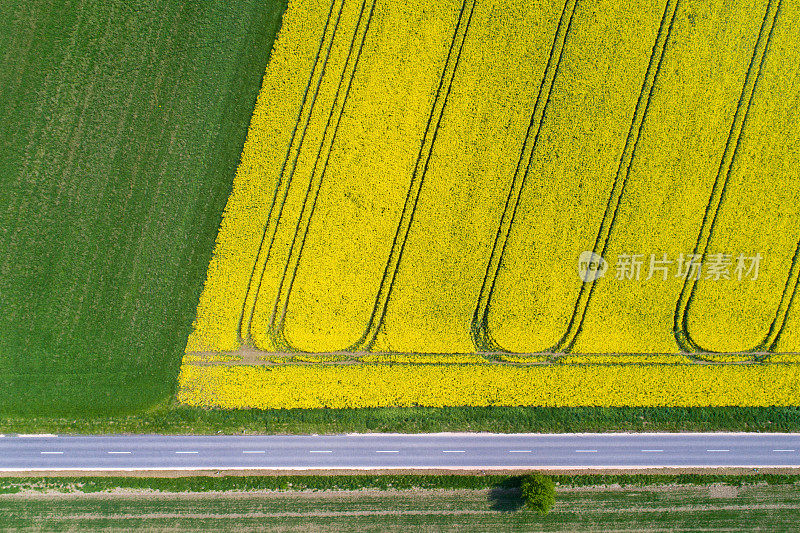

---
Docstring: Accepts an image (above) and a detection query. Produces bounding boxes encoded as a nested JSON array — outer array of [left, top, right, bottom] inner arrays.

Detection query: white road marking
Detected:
[[442, 450, 466, 453], [309, 450, 333, 453], [39, 451, 63, 455], [19, 434, 57, 438], [107, 451, 132, 455], [641, 449, 664, 453], [375, 450, 400, 453], [575, 450, 598, 453], [706, 449, 730, 452], [773, 449, 795, 452], [175, 451, 199, 454], [508, 450, 533, 453], [242, 450, 266, 454]]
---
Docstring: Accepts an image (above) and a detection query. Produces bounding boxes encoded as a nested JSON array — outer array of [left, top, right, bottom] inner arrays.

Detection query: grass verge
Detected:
[[1, 473, 799, 494], [2, 403, 800, 434]]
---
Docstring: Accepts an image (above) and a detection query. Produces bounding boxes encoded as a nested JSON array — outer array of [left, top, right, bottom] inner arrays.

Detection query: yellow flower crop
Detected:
[[692, 354, 757, 363], [200, 354, 243, 363], [369, 0, 565, 353], [296, 354, 352, 363], [178, 0, 800, 409], [498, 355, 551, 364], [179, 362, 800, 409], [482, 0, 668, 353], [261, 354, 354, 363], [769, 354, 800, 364], [258, 355, 292, 364], [276, 0, 464, 353]]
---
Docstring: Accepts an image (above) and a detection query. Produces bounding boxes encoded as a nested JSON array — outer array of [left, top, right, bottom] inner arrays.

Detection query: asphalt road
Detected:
[[1, 433, 800, 471]]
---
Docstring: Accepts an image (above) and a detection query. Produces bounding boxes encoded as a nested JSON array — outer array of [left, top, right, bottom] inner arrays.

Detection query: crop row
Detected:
[[372, 0, 565, 353], [249, 0, 378, 352], [476, 0, 668, 353]]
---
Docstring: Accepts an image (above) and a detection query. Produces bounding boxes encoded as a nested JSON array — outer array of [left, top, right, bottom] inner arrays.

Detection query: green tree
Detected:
[[520, 474, 556, 515]]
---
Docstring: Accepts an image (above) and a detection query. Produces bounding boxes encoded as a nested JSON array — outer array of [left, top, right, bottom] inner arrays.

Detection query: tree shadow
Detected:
[[488, 487, 525, 511], [488, 477, 526, 512]]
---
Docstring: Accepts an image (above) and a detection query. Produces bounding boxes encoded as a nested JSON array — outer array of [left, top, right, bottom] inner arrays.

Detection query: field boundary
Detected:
[[184, 349, 800, 366], [2, 466, 800, 475]]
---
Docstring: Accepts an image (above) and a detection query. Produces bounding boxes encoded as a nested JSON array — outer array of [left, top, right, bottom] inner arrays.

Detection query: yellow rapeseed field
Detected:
[[280, 0, 465, 352], [180, 0, 800, 409], [557, 355, 692, 365], [360, 353, 488, 364]]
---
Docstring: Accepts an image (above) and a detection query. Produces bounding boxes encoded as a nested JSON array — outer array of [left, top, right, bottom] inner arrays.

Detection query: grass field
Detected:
[[2, 481, 799, 531], [0, 0, 287, 416], [180, 0, 800, 410]]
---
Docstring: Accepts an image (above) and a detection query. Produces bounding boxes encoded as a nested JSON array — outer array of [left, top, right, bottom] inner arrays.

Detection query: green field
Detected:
[[2, 482, 799, 531], [0, 0, 286, 416]]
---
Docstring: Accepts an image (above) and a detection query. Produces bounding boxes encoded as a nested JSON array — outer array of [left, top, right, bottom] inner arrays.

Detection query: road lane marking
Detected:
[[243, 450, 266, 454], [575, 450, 598, 453], [309, 450, 333, 453], [107, 451, 132, 455], [20, 434, 57, 438], [773, 449, 795, 452], [39, 451, 63, 455], [375, 450, 399, 453], [175, 451, 199, 454], [641, 449, 664, 453], [706, 449, 730, 452], [508, 450, 532, 453], [442, 450, 466, 453]]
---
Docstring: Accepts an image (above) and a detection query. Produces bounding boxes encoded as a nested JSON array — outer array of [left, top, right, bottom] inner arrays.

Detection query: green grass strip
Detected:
[[1, 473, 798, 495], [3, 403, 800, 434]]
